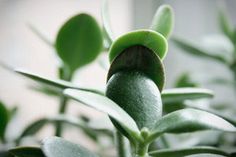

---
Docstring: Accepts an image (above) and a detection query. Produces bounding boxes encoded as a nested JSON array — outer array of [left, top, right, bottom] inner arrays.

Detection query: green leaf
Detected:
[[161, 88, 214, 104], [42, 137, 99, 157], [63, 89, 141, 141], [27, 23, 53, 47], [218, 6, 234, 41], [0, 101, 9, 141], [102, 0, 114, 49], [15, 69, 104, 95], [174, 73, 198, 88], [171, 37, 228, 64], [148, 108, 236, 142], [17, 115, 87, 140], [9, 147, 45, 157], [150, 5, 174, 38], [56, 13, 103, 72], [149, 146, 230, 157]]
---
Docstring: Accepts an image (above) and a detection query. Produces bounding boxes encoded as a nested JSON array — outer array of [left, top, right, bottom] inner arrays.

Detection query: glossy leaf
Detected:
[[148, 108, 236, 142], [150, 5, 174, 38], [149, 146, 230, 157], [56, 13, 103, 72], [28, 23, 53, 47], [218, 6, 233, 41], [42, 137, 99, 157], [171, 37, 228, 64], [161, 88, 214, 104], [64, 89, 141, 140], [15, 69, 104, 95], [9, 147, 45, 157], [0, 101, 9, 141], [102, 0, 114, 49]]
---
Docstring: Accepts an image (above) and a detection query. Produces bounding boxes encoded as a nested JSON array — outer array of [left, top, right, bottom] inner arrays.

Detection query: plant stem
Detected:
[[55, 65, 72, 137], [115, 130, 132, 157]]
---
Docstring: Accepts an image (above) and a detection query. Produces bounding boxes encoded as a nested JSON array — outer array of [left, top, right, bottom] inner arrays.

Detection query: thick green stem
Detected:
[[135, 142, 149, 157], [115, 130, 132, 157]]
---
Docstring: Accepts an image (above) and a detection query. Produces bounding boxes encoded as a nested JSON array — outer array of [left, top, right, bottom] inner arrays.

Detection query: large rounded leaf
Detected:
[[150, 5, 174, 38], [149, 146, 230, 157], [0, 101, 9, 141], [148, 108, 236, 142], [56, 13, 103, 72], [42, 137, 99, 157]]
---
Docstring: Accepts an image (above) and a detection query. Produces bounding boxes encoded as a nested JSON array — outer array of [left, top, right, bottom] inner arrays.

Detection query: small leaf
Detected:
[[63, 89, 140, 140], [218, 6, 234, 41], [171, 37, 228, 64], [15, 69, 104, 95], [56, 13, 103, 72], [42, 137, 99, 157], [148, 108, 236, 142], [149, 146, 230, 157], [0, 101, 9, 141], [27, 23, 53, 47], [161, 88, 214, 104], [174, 73, 198, 88], [150, 4, 174, 38], [9, 147, 45, 157], [102, 0, 114, 49]]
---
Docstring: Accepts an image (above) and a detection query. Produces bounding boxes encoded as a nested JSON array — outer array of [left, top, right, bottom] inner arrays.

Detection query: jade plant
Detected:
[[8, 3, 236, 157]]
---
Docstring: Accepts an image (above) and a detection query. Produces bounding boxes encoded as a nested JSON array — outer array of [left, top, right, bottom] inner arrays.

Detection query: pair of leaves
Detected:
[[63, 89, 236, 142], [10, 137, 98, 157]]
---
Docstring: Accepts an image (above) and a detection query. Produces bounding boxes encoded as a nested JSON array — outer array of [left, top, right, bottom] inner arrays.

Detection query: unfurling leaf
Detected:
[[150, 5, 174, 38]]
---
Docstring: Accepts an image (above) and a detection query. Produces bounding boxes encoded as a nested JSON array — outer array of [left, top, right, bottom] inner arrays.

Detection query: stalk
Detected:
[[115, 131, 132, 157], [55, 65, 73, 137]]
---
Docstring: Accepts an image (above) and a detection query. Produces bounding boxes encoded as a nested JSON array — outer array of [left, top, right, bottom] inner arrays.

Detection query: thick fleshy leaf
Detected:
[[150, 5, 174, 38], [15, 69, 104, 95], [148, 108, 236, 142], [161, 88, 214, 104], [28, 23, 53, 47], [56, 13, 103, 72], [9, 147, 45, 157], [102, 0, 114, 49], [171, 37, 228, 64], [0, 101, 9, 141], [149, 146, 230, 157], [64, 89, 140, 140], [42, 137, 99, 157]]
